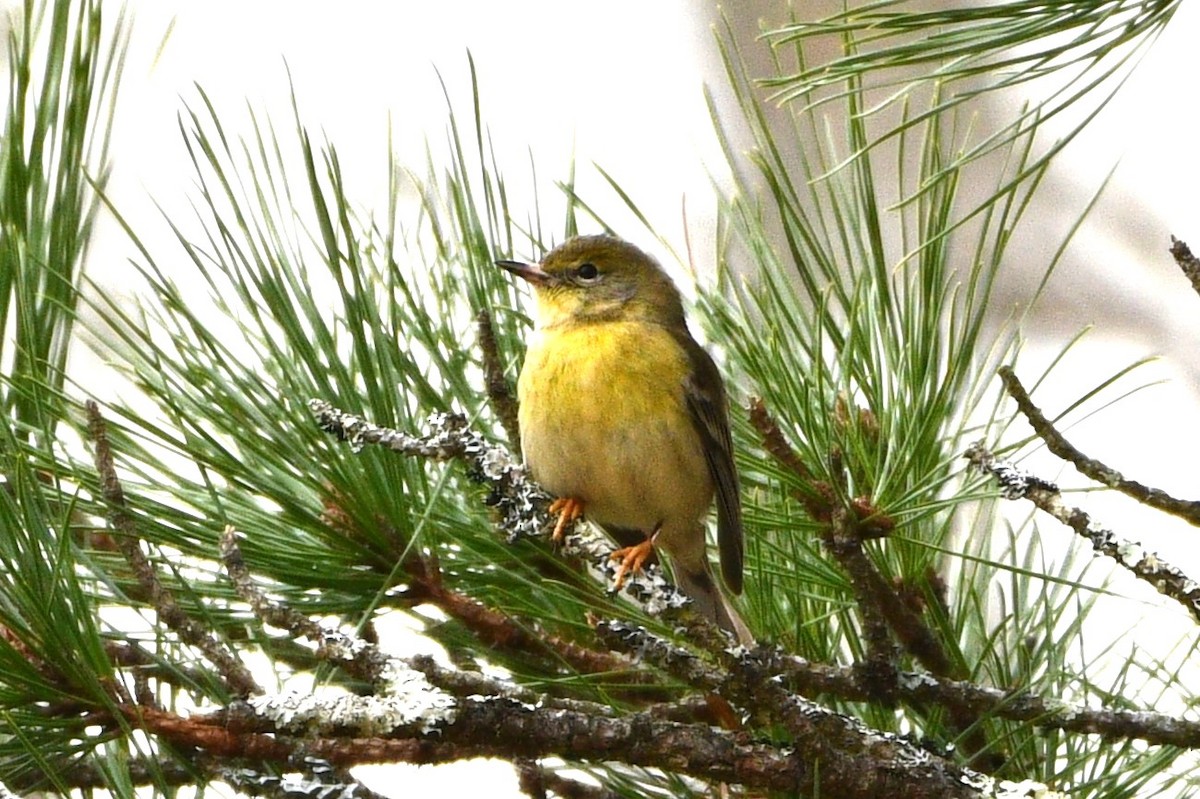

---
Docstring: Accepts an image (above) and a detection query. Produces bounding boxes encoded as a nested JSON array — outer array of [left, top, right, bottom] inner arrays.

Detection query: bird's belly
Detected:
[[518, 323, 712, 536]]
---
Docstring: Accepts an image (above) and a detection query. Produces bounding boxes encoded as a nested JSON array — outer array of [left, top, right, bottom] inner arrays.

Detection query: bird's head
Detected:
[[497, 235, 686, 329]]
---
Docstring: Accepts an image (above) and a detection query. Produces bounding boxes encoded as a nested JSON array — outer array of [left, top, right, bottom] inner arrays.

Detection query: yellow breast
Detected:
[[517, 320, 712, 539]]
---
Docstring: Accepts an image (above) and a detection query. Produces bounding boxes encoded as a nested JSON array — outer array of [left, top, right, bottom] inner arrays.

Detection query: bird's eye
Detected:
[[576, 262, 600, 282]]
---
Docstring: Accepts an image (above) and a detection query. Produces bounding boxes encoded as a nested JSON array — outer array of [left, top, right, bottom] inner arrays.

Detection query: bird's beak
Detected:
[[496, 259, 555, 286]]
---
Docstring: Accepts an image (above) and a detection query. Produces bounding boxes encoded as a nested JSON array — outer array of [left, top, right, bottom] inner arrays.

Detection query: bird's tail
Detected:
[[671, 559, 754, 646]]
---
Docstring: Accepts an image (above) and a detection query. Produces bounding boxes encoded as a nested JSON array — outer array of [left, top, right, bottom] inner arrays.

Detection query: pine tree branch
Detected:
[[307, 400, 736, 646], [749, 396, 996, 754], [515, 759, 619, 799], [220, 525, 396, 690], [122, 695, 801, 790], [121, 690, 1057, 798], [966, 442, 1200, 624], [998, 367, 1200, 525], [827, 503, 901, 702], [1170, 236, 1200, 297], [86, 400, 262, 698], [3, 759, 195, 793], [394, 543, 662, 688], [220, 759, 392, 799], [5, 755, 384, 799], [592, 621, 1039, 798], [762, 648, 1200, 749], [600, 619, 1200, 753], [476, 309, 522, 453]]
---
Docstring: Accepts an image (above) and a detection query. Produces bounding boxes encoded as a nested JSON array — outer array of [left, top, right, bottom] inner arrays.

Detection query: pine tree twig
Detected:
[[748, 396, 815, 480], [966, 443, 1200, 624], [307, 400, 554, 540], [998, 367, 1200, 525], [1170, 236, 1200, 297], [593, 621, 1035, 798], [749, 398, 953, 681], [220, 757, 391, 799], [592, 619, 727, 689], [398, 550, 667, 692], [408, 654, 617, 718], [602, 621, 1200, 759], [220, 526, 396, 690], [873, 575, 960, 681], [86, 400, 261, 699], [749, 398, 986, 747], [827, 505, 900, 704], [748, 398, 895, 538], [115, 704, 292, 759], [748, 396, 831, 521], [136, 692, 1044, 797], [515, 759, 618, 799], [476, 309, 522, 453], [764, 647, 1200, 748], [147, 696, 805, 789], [308, 400, 718, 632], [2, 758, 201, 793]]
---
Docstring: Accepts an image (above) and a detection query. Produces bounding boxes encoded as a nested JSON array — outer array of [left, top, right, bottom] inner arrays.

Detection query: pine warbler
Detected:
[[497, 235, 752, 644]]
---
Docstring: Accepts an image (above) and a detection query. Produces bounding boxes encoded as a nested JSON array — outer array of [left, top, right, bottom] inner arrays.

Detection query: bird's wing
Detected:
[[676, 331, 743, 595]]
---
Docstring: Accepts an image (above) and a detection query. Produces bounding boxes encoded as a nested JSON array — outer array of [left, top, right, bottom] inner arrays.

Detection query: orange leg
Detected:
[[610, 525, 661, 589], [548, 497, 585, 544]]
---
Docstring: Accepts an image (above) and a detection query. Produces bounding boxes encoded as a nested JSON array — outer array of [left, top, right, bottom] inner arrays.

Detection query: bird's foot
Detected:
[[610, 526, 661, 589], [548, 497, 585, 544]]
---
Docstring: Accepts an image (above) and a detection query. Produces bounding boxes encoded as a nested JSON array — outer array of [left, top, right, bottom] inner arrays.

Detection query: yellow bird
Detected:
[[498, 235, 752, 644]]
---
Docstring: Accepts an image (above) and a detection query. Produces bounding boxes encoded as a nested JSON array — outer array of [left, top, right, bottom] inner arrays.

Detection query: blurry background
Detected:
[[8, 0, 1198, 793]]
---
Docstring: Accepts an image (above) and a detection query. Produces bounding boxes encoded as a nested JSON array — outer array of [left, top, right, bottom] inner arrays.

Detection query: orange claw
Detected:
[[548, 497, 585, 544], [610, 526, 661, 589]]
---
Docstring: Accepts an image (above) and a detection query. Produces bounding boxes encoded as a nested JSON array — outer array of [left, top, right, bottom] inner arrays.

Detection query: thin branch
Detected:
[[130, 692, 1044, 798], [826, 505, 900, 703], [86, 400, 261, 698], [476, 309, 522, 452], [515, 759, 619, 799], [308, 400, 552, 539], [1170, 236, 1200, 297], [396, 549, 666, 692], [220, 526, 395, 690], [998, 367, 1200, 526], [601, 620, 1200, 752], [748, 400, 958, 676], [748, 397, 1002, 760], [768, 646, 1200, 748], [748, 396, 815, 481], [219, 759, 391, 799], [9, 754, 386, 799], [103, 638, 211, 695], [131, 697, 808, 792], [593, 622, 1023, 799], [308, 401, 735, 641], [966, 443, 1200, 624], [409, 654, 618, 718], [3, 759, 195, 793]]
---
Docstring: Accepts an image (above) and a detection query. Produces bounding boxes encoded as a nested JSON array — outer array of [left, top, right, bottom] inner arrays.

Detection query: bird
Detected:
[[497, 235, 752, 644]]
